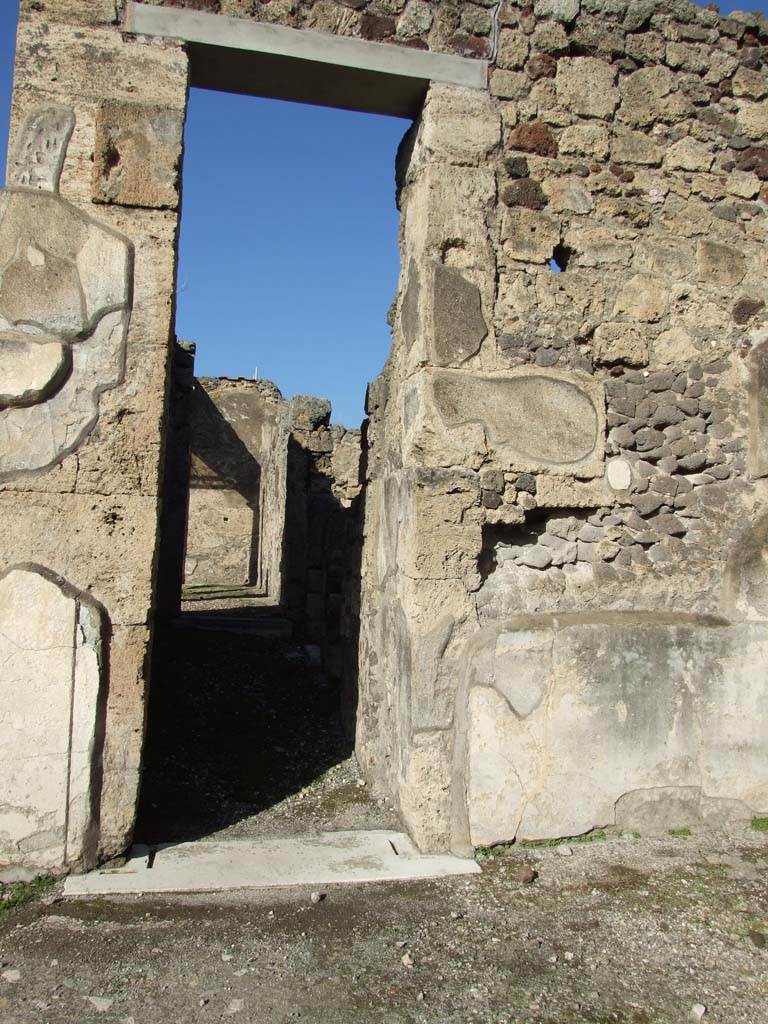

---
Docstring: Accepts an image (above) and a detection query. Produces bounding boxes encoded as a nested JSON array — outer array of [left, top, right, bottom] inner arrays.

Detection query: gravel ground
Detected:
[[0, 826, 766, 1024]]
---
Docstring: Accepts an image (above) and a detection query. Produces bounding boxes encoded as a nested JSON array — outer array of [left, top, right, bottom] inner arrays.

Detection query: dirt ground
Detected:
[[0, 825, 766, 1024], [2, 626, 766, 1024]]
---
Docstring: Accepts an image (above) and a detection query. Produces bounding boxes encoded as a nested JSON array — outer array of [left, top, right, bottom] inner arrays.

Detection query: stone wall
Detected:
[[355, 2, 768, 852], [0, 1, 188, 869]]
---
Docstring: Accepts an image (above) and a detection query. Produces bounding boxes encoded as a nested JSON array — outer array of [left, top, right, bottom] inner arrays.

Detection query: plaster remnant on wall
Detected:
[[0, 567, 103, 872], [461, 617, 768, 849], [0, 107, 134, 479], [6, 105, 75, 192]]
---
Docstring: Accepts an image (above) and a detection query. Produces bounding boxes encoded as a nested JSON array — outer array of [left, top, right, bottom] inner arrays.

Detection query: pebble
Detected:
[[310, 891, 325, 904], [555, 845, 573, 857], [86, 996, 113, 1013], [401, 952, 414, 968], [516, 864, 537, 884], [691, 1004, 707, 1020], [1, 970, 20, 984]]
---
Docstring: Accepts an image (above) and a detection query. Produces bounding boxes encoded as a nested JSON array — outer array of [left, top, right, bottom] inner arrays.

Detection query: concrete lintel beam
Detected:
[[123, 2, 487, 119]]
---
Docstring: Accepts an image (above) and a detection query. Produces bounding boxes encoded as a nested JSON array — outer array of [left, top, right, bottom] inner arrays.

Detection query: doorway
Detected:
[[137, 88, 404, 845]]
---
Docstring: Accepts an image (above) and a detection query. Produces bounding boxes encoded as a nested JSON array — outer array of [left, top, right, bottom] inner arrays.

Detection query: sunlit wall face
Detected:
[[175, 89, 405, 429]]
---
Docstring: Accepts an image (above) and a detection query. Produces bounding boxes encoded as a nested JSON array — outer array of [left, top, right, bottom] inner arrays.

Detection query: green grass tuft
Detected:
[[668, 827, 692, 838], [0, 874, 54, 919], [751, 816, 768, 832]]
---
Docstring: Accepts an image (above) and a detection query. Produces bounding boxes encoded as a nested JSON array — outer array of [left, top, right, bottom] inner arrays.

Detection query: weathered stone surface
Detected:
[[736, 100, 768, 140], [533, 0, 579, 23], [0, 336, 70, 408], [612, 274, 667, 322], [697, 241, 746, 287], [618, 66, 681, 127], [610, 128, 663, 166], [665, 137, 714, 173], [420, 85, 501, 166], [7, 105, 74, 192], [430, 368, 604, 474], [432, 264, 487, 366], [556, 57, 619, 119], [0, 189, 133, 477], [93, 101, 184, 209], [462, 618, 768, 847], [559, 123, 610, 160], [0, 568, 102, 871], [592, 322, 648, 367], [501, 207, 560, 263]]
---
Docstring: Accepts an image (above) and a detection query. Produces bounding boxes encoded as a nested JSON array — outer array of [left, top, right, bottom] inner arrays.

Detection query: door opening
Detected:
[[138, 88, 405, 845]]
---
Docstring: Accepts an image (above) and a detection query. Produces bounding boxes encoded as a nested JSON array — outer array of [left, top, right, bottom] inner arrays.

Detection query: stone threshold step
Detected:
[[62, 831, 480, 896]]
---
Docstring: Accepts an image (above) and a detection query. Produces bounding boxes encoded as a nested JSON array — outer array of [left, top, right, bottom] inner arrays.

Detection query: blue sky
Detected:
[[0, 1, 766, 424]]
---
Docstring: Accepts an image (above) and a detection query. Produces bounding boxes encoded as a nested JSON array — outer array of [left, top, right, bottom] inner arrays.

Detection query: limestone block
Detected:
[[427, 367, 605, 477], [592, 322, 648, 367], [430, 263, 487, 366], [0, 567, 103, 871], [651, 327, 699, 367], [564, 225, 633, 267], [542, 177, 594, 214], [606, 458, 632, 492], [462, 618, 768, 847], [419, 85, 501, 167], [610, 128, 663, 166], [696, 241, 746, 287], [612, 273, 667, 322], [665, 137, 714, 173], [736, 100, 768, 140], [533, 0, 579, 21], [404, 165, 495, 269], [618, 66, 688, 128], [490, 70, 528, 100], [7, 105, 75, 192], [559, 123, 610, 160], [732, 66, 768, 101], [0, 491, 160, 628], [398, 732, 453, 853], [501, 207, 560, 264], [534, 474, 612, 507], [93, 101, 184, 210], [555, 57, 619, 119], [496, 30, 529, 70]]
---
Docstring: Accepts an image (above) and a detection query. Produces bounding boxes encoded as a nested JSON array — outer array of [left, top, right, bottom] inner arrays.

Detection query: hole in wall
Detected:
[[549, 243, 572, 273]]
